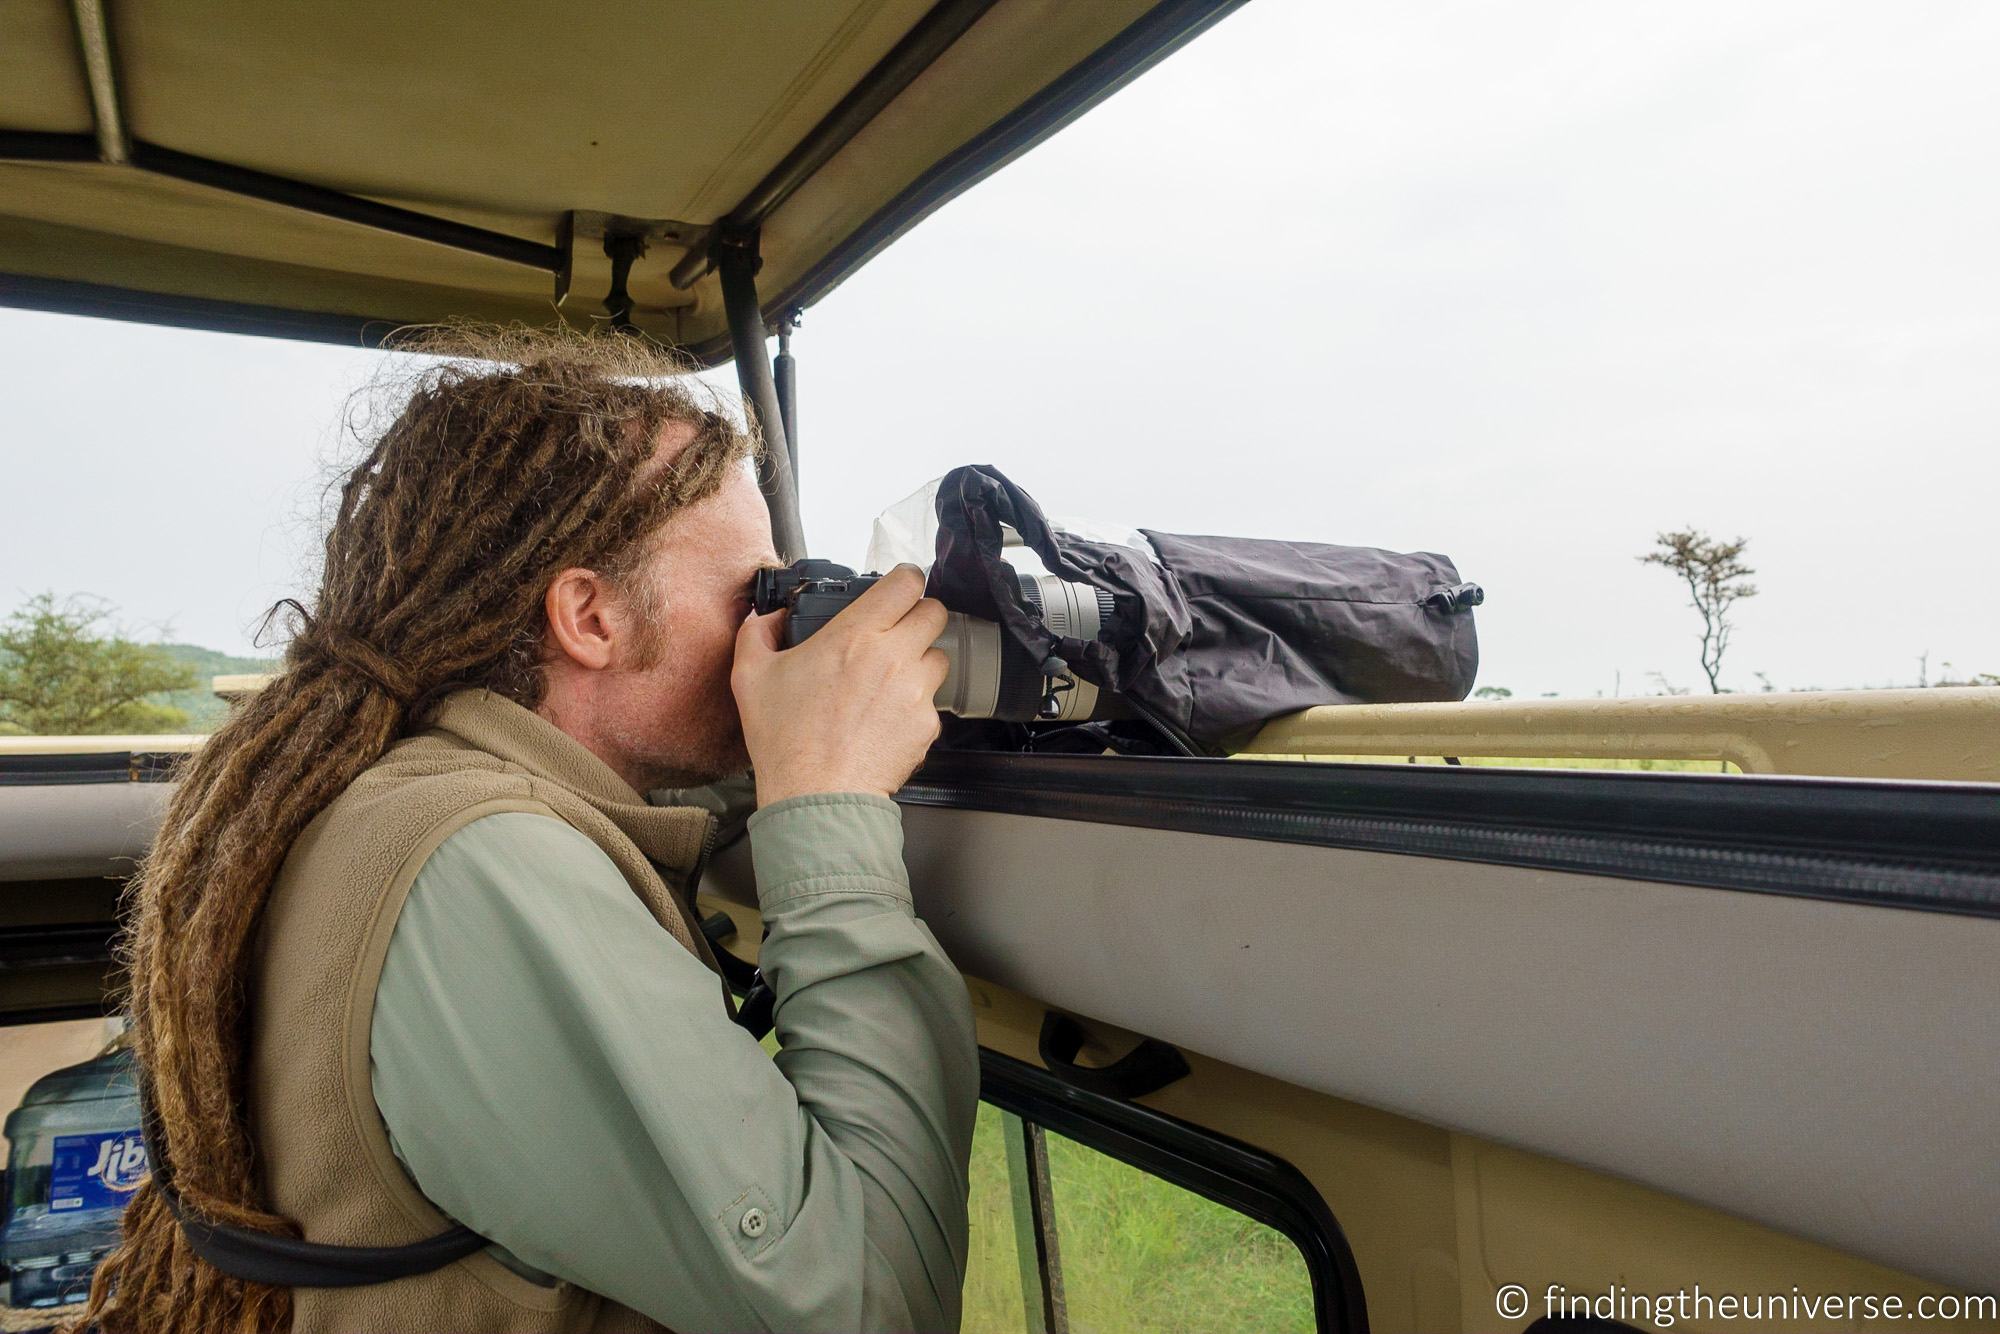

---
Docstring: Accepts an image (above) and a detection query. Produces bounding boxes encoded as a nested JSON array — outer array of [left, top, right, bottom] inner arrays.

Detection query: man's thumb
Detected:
[[736, 610, 786, 659]]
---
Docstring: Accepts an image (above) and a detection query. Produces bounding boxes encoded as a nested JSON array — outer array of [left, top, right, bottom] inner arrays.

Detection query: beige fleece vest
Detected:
[[247, 690, 722, 1333]]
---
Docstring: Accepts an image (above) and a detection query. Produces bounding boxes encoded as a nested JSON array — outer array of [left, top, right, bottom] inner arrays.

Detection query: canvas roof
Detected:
[[0, 0, 1242, 358]]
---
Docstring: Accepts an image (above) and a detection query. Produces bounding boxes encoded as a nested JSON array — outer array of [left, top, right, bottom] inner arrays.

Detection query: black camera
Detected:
[[750, 558, 1123, 722], [751, 559, 893, 647]]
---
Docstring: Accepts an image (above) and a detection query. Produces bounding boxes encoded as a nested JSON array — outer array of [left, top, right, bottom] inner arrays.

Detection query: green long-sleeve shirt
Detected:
[[368, 793, 979, 1333]]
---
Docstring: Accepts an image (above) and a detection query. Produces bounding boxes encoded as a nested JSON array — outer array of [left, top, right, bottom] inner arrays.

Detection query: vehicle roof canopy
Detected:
[[0, 0, 1239, 358]]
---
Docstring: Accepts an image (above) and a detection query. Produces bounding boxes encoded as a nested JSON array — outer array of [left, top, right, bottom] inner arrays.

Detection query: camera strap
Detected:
[[701, 910, 776, 1040], [138, 1066, 488, 1288]]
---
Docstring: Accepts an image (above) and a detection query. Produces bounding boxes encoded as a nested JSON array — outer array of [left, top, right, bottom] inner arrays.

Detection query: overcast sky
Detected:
[[3, 0, 1995, 696]]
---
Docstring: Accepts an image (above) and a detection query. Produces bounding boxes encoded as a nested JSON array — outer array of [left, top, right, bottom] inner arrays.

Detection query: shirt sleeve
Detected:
[[369, 797, 978, 1334]]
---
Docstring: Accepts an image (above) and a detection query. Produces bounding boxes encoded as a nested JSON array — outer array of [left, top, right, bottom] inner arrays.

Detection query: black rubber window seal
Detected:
[[902, 752, 2000, 920]]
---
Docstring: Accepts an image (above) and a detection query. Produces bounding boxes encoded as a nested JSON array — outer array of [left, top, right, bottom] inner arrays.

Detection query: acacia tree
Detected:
[[1640, 529, 1757, 694], [0, 593, 195, 734]]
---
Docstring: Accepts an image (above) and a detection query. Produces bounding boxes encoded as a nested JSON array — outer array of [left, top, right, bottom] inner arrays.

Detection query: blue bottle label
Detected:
[[49, 1130, 149, 1212]]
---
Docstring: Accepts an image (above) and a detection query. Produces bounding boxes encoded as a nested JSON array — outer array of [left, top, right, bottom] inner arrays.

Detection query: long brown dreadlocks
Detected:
[[74, 326, 752, 1333]]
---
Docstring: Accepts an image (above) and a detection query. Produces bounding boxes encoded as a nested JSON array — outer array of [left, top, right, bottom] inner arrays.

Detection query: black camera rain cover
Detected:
[[925, 464, 1481, 747]]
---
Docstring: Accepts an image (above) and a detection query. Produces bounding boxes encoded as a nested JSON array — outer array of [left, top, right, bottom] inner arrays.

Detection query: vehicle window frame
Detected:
[[978, 1045, 1369, 1334]]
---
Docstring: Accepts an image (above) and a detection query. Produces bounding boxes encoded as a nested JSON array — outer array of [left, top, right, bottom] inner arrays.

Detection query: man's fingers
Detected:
[[837, 564, 928, 632], [889, 596, 950, 648]]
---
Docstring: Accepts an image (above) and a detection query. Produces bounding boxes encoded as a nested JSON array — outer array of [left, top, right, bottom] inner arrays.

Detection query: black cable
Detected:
[[1120, 695, 1208, 758]]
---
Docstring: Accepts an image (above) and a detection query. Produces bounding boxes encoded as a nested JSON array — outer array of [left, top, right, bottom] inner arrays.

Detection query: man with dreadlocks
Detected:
[[81, 329, 975, 1334]]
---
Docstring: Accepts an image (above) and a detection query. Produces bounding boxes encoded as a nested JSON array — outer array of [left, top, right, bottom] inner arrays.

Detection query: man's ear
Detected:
[[544, 568, 618, 671]]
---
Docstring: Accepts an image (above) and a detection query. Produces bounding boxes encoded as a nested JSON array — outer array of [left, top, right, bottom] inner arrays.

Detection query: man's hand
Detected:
[[733, 565, 950, 807]]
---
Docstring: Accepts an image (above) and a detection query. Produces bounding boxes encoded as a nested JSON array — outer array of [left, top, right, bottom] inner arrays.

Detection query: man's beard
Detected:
[[652, 717, 751, 786], [608, 663, 752, 791]]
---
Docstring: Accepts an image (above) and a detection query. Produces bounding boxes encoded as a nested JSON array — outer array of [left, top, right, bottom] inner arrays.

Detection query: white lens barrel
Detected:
[[930, 577, 1112, 720], [932, 612, 1003, 717], [1021, 575, 1105, 721], [1023, 573, 1103, 640]]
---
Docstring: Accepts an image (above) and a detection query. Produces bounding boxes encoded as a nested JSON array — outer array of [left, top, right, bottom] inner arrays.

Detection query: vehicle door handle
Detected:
[[1037, 1011, 1189, 1100]]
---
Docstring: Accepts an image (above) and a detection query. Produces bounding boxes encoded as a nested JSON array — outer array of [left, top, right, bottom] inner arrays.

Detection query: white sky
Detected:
[[2, 0, 1996, 695]]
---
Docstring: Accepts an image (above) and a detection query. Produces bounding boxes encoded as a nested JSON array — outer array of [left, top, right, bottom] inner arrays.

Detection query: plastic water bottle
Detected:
[[1, 1044, 145, 1309]]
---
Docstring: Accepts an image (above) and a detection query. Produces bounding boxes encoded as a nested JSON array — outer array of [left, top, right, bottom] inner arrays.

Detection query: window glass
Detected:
[[964, 1103, 1315, 1334]]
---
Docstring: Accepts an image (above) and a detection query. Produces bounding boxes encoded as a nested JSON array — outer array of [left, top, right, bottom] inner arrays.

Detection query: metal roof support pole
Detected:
[[0, 130, 566, 273], [667, 0, 1001, 291], [774, 312, 800, 482], [715, 230, 805, 562], [68, 0, 130, 164]]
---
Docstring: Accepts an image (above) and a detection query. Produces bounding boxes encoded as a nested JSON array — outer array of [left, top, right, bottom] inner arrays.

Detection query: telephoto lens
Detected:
[[752, 560, 1125, 722]]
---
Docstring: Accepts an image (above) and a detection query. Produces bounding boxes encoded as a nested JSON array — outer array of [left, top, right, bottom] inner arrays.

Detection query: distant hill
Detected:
[[151, 643, 278, 732]]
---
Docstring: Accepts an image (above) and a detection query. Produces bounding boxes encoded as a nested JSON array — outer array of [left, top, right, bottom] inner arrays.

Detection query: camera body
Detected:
[[751, 558, 1121, 722], [751, 560, 888, 649]]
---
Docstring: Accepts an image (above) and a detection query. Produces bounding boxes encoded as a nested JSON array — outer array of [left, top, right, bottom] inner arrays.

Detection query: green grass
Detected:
[[963, 1104, 1313, 1334]]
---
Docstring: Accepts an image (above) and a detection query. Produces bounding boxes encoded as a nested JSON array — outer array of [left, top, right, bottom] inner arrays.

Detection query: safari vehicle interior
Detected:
[[1, 1, 1997, 1330]]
